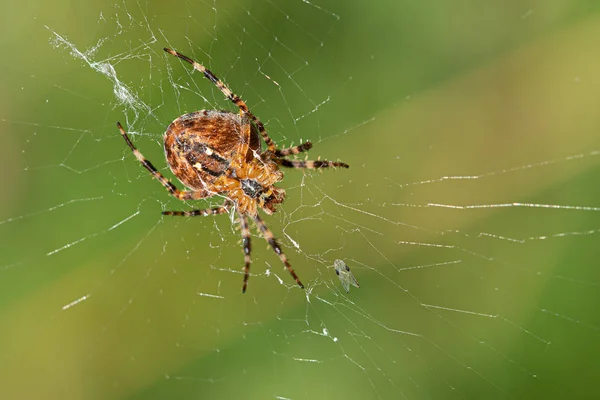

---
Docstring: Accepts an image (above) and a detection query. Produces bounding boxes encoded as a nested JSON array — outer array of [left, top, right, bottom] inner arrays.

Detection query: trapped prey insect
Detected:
[[334, 259, 360, 292], [117, 48, 349, 292]]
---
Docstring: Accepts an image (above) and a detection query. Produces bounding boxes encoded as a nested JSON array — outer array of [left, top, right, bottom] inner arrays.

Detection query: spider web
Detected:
[[2, 0, 600, 399]]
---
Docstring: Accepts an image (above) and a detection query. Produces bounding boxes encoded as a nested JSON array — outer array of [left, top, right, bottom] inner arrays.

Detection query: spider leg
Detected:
[[162, 206, 229, 217], [276, 158, 349, 169], [117, 122, 210, 200], [274, 141, 313, 157], [239, 213, 252, 293], [252, 213, 304, 289], [164, 48, 278, 153]]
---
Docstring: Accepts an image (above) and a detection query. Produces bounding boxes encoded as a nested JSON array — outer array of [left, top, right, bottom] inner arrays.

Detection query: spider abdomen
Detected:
[[164, 110, 260, 191]]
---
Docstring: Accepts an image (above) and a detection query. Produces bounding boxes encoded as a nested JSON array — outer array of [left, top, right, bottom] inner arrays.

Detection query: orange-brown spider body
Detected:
[[117, 47, 349, 292], [164, 110, 284, 216]]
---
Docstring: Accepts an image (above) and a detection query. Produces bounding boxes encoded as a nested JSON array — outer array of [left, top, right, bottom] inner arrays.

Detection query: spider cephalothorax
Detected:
[[223, 157, 286, 216], [117, 47, 348, 292]]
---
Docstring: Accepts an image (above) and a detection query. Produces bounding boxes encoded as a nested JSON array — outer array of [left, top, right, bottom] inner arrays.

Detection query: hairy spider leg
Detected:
[[117, 122, 211, 200], [162, 203, 255, 292], [274, 141, 313, 157], [252, 213, 304, 289], [164, 48, 278, 153], [162, 206, 229, 217], [276, 158, 350, 169], [273, 142, 350, 170], [239, 213, 252, 293]]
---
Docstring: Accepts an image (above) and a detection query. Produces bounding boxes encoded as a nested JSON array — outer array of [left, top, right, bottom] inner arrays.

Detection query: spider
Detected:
[[117, 47, 349, 293]]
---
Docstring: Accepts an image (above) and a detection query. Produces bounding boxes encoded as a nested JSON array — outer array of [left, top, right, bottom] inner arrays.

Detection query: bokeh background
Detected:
[[2, 0, 600, 399]]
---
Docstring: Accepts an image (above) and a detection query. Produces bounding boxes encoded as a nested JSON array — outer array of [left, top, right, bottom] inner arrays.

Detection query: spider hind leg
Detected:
[[117, 122, 210, 200], [162, 206, 229, 217]]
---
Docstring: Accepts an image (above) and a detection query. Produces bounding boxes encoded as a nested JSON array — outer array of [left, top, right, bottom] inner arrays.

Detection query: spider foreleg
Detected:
[[252, 214, 304, 289], [239, 213, 252, 293], [274, 141, 313, 157], [276, 158, 349, 169]]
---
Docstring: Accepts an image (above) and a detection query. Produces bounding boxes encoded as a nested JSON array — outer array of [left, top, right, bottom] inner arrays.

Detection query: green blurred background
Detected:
[[2, 0, 600, 399]]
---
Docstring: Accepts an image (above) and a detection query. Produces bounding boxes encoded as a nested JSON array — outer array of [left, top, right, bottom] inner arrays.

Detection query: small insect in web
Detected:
[[334, 259, 360, 293], [117, 48, 349, 293]]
